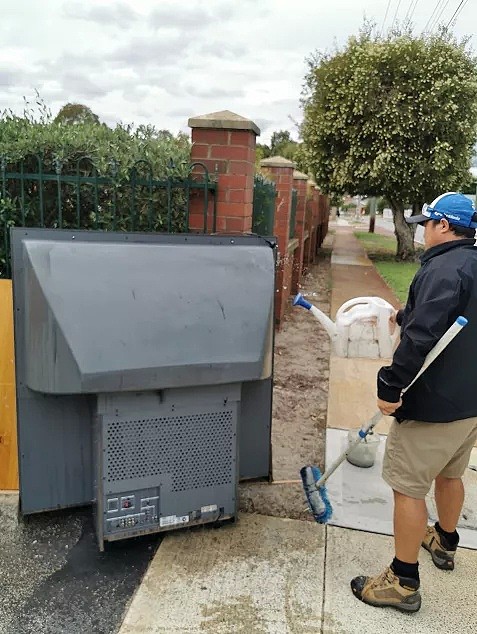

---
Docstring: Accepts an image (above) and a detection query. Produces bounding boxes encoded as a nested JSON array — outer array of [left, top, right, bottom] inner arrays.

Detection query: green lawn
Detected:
[[353, 232, 398, 254], [354, 231, 420, 303]]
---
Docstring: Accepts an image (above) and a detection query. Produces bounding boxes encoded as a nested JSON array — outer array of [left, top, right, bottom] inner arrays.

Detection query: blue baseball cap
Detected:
[[406, 192, 477, 228]]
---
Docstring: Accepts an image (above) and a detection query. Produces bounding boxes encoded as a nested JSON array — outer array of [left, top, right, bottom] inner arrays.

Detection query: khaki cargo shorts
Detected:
[[382, 416, 477, 499]]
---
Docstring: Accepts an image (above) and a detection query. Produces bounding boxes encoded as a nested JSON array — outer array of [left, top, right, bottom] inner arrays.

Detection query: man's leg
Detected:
[[350, 488, 423, 612], [393, 490, 428, 563], [421, 475, 462, 570], [350, 421, 428, 612], [434, 475, 464, 532]]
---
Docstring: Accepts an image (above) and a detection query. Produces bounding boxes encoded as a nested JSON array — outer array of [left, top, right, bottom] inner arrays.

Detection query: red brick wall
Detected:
[[291, 177, 308, 295], [279, 243, 295, 322], [261, 163, 294, 328], [189, 128, 256, 233]]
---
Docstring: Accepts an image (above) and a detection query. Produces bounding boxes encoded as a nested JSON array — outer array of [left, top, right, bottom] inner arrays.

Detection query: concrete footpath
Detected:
[[119, 222, 477, 634]]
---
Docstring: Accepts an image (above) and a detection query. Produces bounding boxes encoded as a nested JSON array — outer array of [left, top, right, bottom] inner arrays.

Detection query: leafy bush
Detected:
[[0, 98, 197, 276]]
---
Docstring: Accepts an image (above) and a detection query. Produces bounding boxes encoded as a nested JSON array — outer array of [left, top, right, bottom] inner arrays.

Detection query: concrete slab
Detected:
[[327, 356, 394, 435], [329, 227, 400, 317], [119, 514, 325, 634], [330, 254, 372, 267], [324, 428, 477, 549], [324, 526, 477, 633]]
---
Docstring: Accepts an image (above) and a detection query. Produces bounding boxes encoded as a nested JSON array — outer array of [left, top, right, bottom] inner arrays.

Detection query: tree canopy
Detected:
[[0, 99, 190, 178], [301, 27, 477, 259], [256, 129, 309, 173], [54, 103, 101, 125]]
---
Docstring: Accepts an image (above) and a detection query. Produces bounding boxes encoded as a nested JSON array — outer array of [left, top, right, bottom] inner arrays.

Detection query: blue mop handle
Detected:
[[313, 316, 468, 490]]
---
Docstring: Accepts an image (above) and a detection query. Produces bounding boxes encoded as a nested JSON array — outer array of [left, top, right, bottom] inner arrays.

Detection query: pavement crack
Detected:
[[320, 524, 328, 634]]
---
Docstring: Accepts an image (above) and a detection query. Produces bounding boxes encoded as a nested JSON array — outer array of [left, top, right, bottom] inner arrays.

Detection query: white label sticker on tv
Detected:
[[160, 514, 189, 527], [201, 505, 218, 514]]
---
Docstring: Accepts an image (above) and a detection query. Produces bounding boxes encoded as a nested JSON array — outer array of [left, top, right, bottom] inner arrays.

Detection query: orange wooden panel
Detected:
[[0, 280, 18, 490]]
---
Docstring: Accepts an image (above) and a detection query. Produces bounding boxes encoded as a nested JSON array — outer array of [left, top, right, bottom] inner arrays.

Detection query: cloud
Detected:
[[60, 71, 108, 99], [121, 85, 152, 103], [149, 3, 236, 31], [185, 85, 245, 99], [166, 107, 194, 118], [133, 108, 154, 119], [62, 1, 138, 29], [0, 69, 23, 88], [196, 41, 247, 59], [108, 35, 183, 67], [41, 51, 107, 76], [254, 118, 274, 134]]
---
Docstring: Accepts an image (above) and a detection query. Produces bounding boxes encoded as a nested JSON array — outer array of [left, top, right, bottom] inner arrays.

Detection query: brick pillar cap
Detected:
[[260, 155, 295, 168], [307, 179, 317, 186], [293, 170, 309, 180], [188, 110, 260, 136]]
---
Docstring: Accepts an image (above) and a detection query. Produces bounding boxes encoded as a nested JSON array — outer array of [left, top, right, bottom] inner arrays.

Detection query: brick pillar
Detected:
[[260, 156, 295, 328], [291, 170, 308, 295], [188, 110, 259, 233]]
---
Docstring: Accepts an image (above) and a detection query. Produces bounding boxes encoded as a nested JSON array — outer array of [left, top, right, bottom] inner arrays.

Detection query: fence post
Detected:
[[309, 186, 321, 263], [303, 179, 316, 266], [260, 156, 295, 328], [291, 170, 309, 295], [188, 110, 259, 233]]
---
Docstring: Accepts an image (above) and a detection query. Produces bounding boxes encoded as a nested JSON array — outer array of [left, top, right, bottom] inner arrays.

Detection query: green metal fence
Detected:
[[0, 156, 217, 278], [252, 174, 276, 236], [289, 188, 298, 239]]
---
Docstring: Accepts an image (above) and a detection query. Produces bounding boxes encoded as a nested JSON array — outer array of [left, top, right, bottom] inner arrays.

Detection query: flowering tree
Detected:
[[301, 28, 477, 259]]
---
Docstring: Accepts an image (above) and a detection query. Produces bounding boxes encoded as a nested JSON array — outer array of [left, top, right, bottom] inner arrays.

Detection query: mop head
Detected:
[[300, 465, 333, 524]]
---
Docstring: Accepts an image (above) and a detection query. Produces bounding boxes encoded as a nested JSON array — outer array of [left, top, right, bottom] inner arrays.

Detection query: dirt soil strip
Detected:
[[239, 240, 332, 521]]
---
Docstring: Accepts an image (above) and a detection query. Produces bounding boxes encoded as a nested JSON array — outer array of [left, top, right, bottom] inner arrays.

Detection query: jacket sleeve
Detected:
[[377, 267, 468, 403]]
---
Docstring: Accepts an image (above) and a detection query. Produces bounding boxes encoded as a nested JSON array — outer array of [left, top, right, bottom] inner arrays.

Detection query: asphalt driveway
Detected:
[[0, 493, 159, 634]]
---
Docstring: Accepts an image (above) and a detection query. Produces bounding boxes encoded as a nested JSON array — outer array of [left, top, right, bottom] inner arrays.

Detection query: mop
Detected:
[[301, 315, 468, 523]]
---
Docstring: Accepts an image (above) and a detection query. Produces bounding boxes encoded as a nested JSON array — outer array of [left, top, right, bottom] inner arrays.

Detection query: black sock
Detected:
[[391, 557, 420, 581], [435, 522, 459, 548]]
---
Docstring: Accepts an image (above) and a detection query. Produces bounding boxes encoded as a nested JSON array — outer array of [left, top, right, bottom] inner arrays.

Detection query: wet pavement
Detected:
[[0, 493, 159, 634]]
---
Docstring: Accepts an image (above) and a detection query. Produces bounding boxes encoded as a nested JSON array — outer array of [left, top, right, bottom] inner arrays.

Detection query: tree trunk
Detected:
[[390, 199, 415, 260], [368, 197, 376, 233]]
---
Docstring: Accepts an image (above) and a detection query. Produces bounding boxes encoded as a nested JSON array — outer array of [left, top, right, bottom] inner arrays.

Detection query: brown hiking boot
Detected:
[[350, 566, 421, 613], [422, 526, 457, 570]]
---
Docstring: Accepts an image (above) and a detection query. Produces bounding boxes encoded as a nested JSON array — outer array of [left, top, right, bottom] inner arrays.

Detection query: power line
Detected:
[[405, 0, 420, 22], [390, 0, 403, 30], [446, 0, 468, 28], [429, 0, 451, 31], [423, 0, 446, 32], [404, 0, 414, 20], [381, 0, 393, 36]]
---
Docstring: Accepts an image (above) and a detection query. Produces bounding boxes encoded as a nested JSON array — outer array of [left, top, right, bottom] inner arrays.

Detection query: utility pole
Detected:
[[368, 197, 376, 233]]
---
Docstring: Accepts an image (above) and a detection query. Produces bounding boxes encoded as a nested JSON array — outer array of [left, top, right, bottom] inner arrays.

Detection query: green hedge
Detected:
[[0, 104, 196, 276]]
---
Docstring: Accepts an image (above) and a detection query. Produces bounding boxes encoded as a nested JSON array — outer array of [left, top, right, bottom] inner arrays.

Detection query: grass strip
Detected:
[[354, 231, 420, 303]]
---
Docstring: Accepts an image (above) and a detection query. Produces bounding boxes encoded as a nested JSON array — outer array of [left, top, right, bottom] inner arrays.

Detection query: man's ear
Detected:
[[441, 218, 450, 232]]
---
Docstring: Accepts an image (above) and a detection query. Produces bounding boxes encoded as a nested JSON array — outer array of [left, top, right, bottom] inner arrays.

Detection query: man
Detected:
[[351, 192, 477, 613]]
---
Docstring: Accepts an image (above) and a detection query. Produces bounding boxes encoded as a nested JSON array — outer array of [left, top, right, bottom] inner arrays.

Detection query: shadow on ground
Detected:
[[0, 494, 159, 634]]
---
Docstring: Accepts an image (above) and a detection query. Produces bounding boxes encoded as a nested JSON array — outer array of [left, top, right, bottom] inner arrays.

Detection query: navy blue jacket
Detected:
[[377, 239, 477, 423]]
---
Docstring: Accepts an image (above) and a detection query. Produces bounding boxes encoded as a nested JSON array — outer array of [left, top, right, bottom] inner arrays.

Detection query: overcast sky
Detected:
[[0, 0, 474, 143]]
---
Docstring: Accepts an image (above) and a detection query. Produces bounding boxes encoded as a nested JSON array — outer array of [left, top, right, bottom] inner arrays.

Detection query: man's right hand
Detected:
[[377, 397, 402, 416]]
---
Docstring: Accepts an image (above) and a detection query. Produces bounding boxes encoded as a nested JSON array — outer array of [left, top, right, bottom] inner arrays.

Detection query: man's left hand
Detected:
[[377, 398, 402, 416]]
